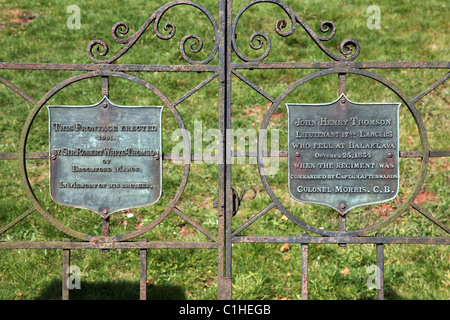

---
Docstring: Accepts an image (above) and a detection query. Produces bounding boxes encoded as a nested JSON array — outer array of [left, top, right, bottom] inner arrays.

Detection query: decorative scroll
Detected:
[[231, 0, 360, 62], [88, 0, 359, 65], [87, 0, 219, 65]]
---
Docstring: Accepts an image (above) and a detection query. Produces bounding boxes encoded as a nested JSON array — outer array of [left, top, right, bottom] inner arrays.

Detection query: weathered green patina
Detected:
[[48, 97, 163, 218], [287, 94, 400, 215]]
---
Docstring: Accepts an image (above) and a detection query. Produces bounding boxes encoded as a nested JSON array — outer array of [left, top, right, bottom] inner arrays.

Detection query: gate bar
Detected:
[[62, 239, 71, 300], [301, 234, 309, 300], [376, 234, 385, 300], [217, 0, 234, 300], [3, 149, 448, 161], [232, 236, 449, 245], [338, 72, 347, 241], [1, 61, 448, 71], [0, 241, 217, 250], [139, 238, 148, 300]]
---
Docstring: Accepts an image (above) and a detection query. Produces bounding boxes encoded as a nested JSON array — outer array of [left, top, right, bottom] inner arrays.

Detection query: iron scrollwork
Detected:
[[88, 0, 359, 64], [87, 0, 219, 65], [231, 0, 360, 62]]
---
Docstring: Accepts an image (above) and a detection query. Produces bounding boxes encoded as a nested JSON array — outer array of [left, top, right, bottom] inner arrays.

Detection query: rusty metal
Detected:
[[256, 67, 433, 239], [376, 234, 385, 300], [217, 0, 234, 300], [139, 238, 148, 300], [301, 234, 309, 300], [232, 235, 450, 245], [2, 149, 450, 161], [0, 241, 218, 250], [0, 0, 448, 301], [16, 70, 192, 243], [62, 239, 71, 301]]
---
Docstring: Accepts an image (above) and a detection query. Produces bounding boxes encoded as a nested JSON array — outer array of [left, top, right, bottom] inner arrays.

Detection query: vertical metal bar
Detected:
[[102, 217, 110, 237], [217, 0, 233, 300], [338, 73, 347, 247], [338, 216, 347, 246], [301, 234, 309, 300], [339, 215, 346, 233], [101, 76, 110, 244], [338, 73, 346, 95], [376, 233, 385, 300], [62, 239, 70, 300], [102, 76, 109, 98], [224, 0, 233, 291], [139, 238, 148, 300], [217, 0, 226, 299]]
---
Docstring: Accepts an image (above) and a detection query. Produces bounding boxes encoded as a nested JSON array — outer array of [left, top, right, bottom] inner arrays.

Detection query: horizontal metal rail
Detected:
[[1, 235, 447, 251], [1, 150, 448, 160], [232, 235, 450, 245], [0, 62, 217, 72], [1, 61, 449, 72], [0, 240, 217, 250]]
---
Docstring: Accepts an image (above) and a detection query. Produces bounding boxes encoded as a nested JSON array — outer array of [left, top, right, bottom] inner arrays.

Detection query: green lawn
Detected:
[[0, 0, 448, 300]]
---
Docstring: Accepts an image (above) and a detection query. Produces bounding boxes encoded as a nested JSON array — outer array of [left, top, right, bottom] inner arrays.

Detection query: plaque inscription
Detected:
[[48, 97, 163, 218], [286, 94, 400, 215]]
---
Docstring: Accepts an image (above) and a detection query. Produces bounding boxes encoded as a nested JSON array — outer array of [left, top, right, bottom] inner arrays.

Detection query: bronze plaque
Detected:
[[286, 94, 400, 215], [48, 97, 163, 218]]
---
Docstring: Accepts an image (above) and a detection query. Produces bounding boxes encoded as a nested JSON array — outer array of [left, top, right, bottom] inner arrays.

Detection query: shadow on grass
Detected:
[[383, 289, 404, 300], [36, 279, 186, 300]]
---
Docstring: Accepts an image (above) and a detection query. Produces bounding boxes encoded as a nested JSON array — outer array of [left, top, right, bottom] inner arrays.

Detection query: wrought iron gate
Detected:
[[0, 0, 448, 300]]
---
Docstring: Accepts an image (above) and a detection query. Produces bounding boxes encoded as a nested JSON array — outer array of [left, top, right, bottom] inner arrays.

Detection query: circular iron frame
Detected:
[[256, 67, 429, 237], [18, 70, 191, 242]]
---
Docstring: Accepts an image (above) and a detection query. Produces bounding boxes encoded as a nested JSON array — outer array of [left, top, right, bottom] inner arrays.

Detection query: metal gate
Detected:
[[0, 0, 448, 300]]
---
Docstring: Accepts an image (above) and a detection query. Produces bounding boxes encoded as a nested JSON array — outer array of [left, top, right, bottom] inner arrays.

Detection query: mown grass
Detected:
[[0, 0, 448, 300]]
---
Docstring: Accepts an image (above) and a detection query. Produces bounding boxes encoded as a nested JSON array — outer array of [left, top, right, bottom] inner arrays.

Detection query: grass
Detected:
[[0, 0, 449, 300]]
